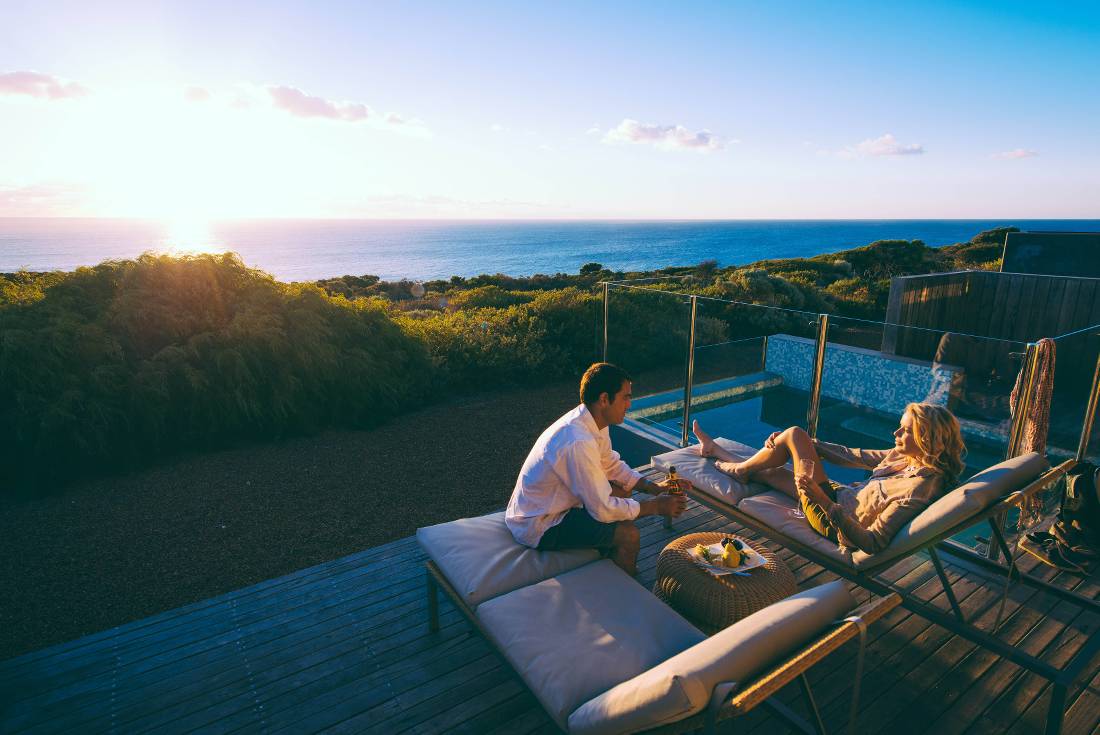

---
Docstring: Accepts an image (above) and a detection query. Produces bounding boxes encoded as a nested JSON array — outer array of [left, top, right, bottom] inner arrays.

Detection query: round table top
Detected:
[[654, 531, 798, 634]]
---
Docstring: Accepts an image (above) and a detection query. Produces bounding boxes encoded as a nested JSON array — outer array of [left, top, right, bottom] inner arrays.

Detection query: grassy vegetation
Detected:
[[0, 227, 1011, 494]]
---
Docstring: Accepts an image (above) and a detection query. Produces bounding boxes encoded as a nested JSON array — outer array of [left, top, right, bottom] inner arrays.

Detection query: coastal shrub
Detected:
[[1, 271, 68, 305], [826, 277, 893, 319], [0, 254, 432, 493], [445, 285, 533, 310], [397, 287, 601, 388]]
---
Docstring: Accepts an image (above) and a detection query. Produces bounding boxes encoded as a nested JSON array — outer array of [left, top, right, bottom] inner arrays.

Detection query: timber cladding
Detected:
[[884, 270, 1100, 399]]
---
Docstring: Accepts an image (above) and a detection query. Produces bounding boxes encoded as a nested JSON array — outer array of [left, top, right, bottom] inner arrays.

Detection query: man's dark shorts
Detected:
[[537, 507, 618, 552]]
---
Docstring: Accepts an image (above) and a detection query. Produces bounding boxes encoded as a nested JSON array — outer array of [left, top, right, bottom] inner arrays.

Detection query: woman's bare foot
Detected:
[[715, 459, 750, 482], [692, 420, 718, 457]]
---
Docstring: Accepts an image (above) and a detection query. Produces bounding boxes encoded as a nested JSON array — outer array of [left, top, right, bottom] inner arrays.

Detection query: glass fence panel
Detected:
[[681, 298, 820, 450], [826, 317, 1028, 474], [606, 284, 692, 439], [1051, 327, 1100, 464]]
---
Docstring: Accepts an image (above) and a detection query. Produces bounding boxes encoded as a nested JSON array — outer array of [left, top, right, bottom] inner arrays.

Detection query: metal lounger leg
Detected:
[[426, 568, 440, 632], [927, 547, 966, 622], [841, 615, 869, 735], [1044, 683, 1067, 735], [987, 519, 1020, 579], [799, 673, 828, 735]]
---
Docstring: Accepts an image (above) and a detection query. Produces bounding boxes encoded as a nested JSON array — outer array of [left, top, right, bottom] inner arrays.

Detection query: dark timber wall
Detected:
[[883, 270, 1100, 394]]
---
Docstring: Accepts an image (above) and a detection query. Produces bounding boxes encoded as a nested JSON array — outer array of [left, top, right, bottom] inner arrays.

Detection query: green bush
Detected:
[[397, 287, 601, 389], [444, 285, 533, 310], [0, 254, 432, 492]]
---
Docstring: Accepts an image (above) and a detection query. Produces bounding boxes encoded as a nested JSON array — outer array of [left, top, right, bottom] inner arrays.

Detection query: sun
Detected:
[[160, 216, 221, 255]]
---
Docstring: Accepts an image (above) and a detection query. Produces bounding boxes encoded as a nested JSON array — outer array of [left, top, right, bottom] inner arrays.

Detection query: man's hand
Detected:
[[656, 493, 687, 518], [660, 477, 692, 495], [638, 492, 687, 518]]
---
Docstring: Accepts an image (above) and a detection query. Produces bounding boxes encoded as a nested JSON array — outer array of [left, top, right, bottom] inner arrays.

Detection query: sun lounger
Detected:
[[418, 511, 900, 734], [653, 439, 1098, 735]]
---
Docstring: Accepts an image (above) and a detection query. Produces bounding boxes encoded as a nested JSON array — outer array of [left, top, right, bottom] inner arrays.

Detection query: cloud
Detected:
[[265, 84, 419, 130], [0, 71, 88, 100], [184, 86, 211, 103], [268, 85, 372, 122], [991, 148, 1038, 159], [845, 133, 924, 157], [585, 125, 601, 136], [603, 119, 723, 152]]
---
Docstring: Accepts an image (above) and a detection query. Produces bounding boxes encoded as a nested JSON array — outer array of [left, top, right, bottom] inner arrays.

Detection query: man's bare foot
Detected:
[[692, 420, 718, 457], [715, 459, 750, 482]]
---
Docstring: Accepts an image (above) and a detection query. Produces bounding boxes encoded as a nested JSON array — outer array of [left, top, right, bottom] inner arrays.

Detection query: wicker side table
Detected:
[[653, 531, 797, 634]]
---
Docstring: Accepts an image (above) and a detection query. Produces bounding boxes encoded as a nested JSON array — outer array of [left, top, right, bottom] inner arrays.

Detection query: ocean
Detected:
[[1, 218, 1097, 282]]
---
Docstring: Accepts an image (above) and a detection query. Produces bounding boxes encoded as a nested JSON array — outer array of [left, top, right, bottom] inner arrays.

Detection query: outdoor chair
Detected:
[[652, 438, 1099, 735], [418, 512, 900, 734]]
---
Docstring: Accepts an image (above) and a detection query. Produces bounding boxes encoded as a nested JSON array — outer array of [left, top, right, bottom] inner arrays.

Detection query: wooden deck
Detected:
[[3, 475, 1100, 734]]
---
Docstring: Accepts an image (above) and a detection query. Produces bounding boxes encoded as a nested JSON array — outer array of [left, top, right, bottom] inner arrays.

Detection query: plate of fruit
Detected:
[[689, 537, 765, 576]]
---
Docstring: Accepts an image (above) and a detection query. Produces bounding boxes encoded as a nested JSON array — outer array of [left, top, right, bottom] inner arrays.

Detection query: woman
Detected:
[[692, 403, 965, 554]]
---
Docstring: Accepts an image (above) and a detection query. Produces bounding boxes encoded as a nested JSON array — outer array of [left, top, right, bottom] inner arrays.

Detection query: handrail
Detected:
[[1052, 322, 1100, 341], [604, 281, 1034, 344]]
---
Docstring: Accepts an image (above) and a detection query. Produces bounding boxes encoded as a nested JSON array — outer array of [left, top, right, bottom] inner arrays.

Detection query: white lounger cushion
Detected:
[[568, 580, 855, 735], [651, 438, 764, 505], [416, 512, 599, 608], [736, 490, 855, 565], [849, 451, 1048, 569], [476, 560, 706, 731]]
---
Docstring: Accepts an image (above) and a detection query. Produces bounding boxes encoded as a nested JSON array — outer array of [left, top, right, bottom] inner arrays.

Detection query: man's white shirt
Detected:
[[505, 404, 642, 547]]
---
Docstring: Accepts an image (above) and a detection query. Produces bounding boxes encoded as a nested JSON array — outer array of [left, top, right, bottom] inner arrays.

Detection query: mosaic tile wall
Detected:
[[764, 334, 960, 416]]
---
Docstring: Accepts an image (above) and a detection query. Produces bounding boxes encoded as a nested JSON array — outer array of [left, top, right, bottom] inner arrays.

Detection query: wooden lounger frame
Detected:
[[425, 559, 900, 734], [670, 458, 1100, 735]]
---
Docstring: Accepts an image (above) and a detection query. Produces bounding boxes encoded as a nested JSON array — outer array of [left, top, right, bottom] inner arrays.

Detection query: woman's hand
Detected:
[[764, 431, 781, 449], [796, 473, 831, 507]]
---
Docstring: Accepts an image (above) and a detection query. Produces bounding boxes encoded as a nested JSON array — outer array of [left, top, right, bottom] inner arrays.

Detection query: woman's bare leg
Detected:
[[692, 420, 743, 463], [754, 467, 798, 499], [713, 426, 831, 484]]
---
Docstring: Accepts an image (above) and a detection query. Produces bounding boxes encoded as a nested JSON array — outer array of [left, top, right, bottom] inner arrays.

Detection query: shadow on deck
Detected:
[[3, 473, 1100, 734]]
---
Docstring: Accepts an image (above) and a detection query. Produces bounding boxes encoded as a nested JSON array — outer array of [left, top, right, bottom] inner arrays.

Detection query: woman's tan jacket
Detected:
[[812, 439, 947, 554]]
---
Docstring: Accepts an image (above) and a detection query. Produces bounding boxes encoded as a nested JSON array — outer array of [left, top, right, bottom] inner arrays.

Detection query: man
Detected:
[[505, 362, 687, 575]]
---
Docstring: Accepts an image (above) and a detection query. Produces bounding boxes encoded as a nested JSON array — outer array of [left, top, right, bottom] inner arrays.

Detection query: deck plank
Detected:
[[3, 486, 1099, 735]]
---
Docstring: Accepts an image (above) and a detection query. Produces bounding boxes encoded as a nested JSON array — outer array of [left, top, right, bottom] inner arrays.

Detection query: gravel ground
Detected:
[[0, 380, 581, 661]]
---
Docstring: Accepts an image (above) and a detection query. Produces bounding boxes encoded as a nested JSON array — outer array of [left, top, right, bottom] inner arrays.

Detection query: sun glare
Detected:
[[160, 216, 221, 255]]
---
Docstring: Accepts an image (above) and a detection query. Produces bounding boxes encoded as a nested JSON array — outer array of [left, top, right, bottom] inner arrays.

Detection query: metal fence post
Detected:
[[1076, 351, 1100, 461], [681, 296, 698, 448], [806, 314, 829, 439], [602, 282, 610, 362]]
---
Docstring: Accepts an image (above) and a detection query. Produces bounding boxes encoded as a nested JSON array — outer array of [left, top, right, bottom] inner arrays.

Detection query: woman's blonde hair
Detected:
[[904, 402, 966, 483]]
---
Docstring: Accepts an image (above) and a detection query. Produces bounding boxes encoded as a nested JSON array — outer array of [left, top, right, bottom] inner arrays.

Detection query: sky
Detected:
[[1, 0, 1098, 220]]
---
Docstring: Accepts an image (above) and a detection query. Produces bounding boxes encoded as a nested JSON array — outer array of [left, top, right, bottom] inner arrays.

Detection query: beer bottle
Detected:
[[667, 466, 683, 494]]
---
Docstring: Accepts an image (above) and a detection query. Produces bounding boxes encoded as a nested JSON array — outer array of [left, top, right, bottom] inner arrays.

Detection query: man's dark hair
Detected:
[[580, 362, 631, 405]]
